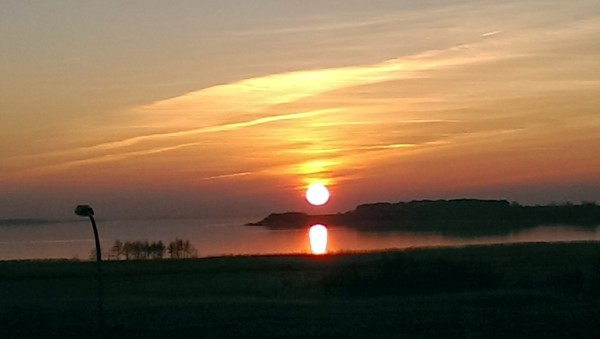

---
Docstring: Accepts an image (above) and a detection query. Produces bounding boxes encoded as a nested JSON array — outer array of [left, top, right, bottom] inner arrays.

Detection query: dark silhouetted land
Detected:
[[248, 199, 600, 236], [1, 242, 600, 338]]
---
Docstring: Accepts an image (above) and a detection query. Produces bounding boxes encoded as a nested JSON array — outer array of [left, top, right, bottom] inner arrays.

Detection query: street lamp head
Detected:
[[75, 205, 95, 217]]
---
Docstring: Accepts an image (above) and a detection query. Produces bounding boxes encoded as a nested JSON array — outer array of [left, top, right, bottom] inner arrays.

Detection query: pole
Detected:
[[74, 205, 104, 337], [89, 215, 104, 338]]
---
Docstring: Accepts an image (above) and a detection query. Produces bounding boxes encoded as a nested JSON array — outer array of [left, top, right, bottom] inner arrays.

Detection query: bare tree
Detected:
[[167, 238, 197, 259], [122, 241, 133, 260], [110, 240, 124, 260]]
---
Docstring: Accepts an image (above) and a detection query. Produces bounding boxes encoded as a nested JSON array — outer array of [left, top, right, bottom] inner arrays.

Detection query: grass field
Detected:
[[2, 242, 600, 338]]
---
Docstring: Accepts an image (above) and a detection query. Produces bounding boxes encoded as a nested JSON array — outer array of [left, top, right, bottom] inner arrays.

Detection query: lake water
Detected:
[[1, 217, 600, 260]]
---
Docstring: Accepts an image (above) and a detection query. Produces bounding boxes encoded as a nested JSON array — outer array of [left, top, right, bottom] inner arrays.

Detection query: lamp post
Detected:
[[74, 205, 104, 337]]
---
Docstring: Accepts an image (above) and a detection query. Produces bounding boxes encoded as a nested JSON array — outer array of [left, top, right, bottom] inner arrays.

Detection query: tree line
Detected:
[[100, 238, 198, 260]]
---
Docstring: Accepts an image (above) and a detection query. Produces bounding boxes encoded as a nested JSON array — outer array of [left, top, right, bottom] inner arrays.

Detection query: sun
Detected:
[[305, 183, 330, 206]]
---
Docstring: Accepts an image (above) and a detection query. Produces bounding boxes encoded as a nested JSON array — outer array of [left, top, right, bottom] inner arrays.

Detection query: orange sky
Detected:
[[1, 1, 600, 219]]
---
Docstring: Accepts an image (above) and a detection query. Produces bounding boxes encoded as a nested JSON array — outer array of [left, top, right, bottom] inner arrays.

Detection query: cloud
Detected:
[[8, 44, 506, 172], [197, 171, 257, 182], [481, 30, 502, 37], [42, 142, 201, 171], [82, 109, 337, 153], [6, 8, 600, 188]]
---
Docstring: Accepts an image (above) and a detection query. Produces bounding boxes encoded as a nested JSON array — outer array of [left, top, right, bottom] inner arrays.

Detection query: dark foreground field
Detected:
[[2, 242, 600, 338]]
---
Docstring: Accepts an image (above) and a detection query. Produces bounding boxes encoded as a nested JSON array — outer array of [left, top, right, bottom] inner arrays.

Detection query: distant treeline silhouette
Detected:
[[248, 199, 600, 236], [100, 238, 198, 260]]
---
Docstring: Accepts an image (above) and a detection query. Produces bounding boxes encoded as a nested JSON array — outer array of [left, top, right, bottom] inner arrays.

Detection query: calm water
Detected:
[[1, 217, 600, 260]]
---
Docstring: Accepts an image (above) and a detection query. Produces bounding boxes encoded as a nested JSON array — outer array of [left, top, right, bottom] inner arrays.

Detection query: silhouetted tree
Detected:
[[150, 241, 166, 259], [122, 241, 133, 260], [105, 239, 196, 260], [168, 240, 178, 259], [168, 238, 197, 259], [110, 240, 124, 260]]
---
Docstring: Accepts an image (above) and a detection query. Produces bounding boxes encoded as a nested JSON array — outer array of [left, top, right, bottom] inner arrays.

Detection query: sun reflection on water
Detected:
[[309, 224, 328, 255]]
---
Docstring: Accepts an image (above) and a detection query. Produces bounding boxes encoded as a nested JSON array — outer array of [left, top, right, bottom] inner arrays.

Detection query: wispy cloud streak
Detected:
[[79, 109, 336, 153]]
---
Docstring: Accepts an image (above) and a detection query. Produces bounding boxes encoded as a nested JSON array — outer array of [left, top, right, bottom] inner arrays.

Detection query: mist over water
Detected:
[[1, 217, 600, 260]]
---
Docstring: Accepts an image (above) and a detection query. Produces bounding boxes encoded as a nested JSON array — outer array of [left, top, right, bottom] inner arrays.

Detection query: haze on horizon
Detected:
[[1, 0, 600, 220]]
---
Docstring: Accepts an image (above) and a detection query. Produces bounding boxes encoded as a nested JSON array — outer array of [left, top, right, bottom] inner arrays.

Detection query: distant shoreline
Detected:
[[247, 199, 600, 236], [0, 218, 63, 226]]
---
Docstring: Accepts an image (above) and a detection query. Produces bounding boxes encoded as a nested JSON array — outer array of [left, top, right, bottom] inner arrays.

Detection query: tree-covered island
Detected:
[[247, 199, 600, 236]]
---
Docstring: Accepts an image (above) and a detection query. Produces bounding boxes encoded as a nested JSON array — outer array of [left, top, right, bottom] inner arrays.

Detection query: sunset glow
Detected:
[[1, 1, 599, 220]]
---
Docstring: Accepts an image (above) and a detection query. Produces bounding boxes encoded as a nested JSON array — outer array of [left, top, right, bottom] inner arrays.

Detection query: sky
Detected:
[[2, 0, 600, 220]]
